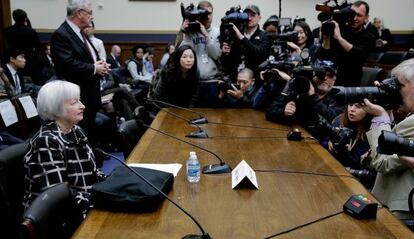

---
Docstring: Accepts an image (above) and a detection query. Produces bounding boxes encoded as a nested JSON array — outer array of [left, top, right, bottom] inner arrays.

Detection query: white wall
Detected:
[[10, 0, 414, 32]]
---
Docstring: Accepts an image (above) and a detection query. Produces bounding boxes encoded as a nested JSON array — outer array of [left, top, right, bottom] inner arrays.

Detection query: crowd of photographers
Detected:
[[170, 0, 414, 228]]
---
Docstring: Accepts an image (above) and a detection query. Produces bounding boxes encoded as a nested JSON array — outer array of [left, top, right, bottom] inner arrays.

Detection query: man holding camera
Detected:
[[265, 61, 343, 139], [177, 1, 221, 106], [220, 4, 269, 82], [319, 1, 375, 87], [217, 67, 259, 108], [362, 59, 414, 224]]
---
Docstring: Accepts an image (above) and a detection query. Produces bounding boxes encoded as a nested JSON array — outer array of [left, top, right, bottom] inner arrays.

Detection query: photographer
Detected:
[[287, 21, 318, 63], [217, 68, 259, 108], [319, 1, 375, 86], [220, 4, 269, 82], [266, 60, 343, 139], [362, 59, 414, 223], [324, 103, 372, 169], [177, 1, 221, 106]]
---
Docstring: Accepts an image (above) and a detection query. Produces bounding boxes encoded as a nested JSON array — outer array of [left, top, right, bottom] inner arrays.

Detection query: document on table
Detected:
[[128, 163, 182, 177]]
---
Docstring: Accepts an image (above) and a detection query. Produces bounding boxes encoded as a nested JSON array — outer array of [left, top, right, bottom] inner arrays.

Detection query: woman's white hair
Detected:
[[37, 80, 80, 121]]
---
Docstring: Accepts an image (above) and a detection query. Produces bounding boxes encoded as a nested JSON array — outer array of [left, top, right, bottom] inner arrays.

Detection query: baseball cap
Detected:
[[244, 5, 260, 15], [318, 60, 337, 75]]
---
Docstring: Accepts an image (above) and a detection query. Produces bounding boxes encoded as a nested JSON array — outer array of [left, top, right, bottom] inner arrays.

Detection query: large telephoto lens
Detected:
[[378, 130, 414, 157]]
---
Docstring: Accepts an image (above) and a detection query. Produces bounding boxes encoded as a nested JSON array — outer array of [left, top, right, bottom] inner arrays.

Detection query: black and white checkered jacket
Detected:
[[23, 121, 105, 213]]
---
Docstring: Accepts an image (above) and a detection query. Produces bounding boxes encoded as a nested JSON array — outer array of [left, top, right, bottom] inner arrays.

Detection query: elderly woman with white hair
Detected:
[[23, 80, 104, 214]]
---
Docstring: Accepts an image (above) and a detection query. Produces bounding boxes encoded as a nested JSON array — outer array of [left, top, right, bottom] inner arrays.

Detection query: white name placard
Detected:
[[231, 160, 259, 189]]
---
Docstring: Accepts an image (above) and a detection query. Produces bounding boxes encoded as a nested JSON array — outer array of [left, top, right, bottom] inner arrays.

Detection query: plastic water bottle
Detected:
[[186, 151, 200, 183]]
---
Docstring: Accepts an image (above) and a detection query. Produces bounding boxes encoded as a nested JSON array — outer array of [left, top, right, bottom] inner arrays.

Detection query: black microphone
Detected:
[[134, 106, 231, 174], [94, 148, 211, 239], [145, 98, 208, 124], [150, 102, 208, 139]]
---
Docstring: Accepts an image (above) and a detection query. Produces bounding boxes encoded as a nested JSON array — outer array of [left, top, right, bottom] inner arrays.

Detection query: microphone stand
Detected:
[[146, 98, 208, 124], [151, 102, 208, 139], [137, 120, 231, 174], [94, 148, 211, 239]]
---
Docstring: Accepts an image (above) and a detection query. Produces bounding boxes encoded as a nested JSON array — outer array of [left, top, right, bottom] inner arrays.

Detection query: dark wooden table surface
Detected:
[[73, 108, 414, 239]]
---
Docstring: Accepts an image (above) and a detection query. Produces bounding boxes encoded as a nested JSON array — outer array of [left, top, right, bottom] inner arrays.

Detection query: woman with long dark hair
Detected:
[[153, 45, 199, 107], [288, 21, 317, 62], [326, 103, 373, 169]]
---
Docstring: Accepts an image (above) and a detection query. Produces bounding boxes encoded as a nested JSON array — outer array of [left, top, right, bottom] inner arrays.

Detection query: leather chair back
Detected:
[[0, 143, 29, 239]]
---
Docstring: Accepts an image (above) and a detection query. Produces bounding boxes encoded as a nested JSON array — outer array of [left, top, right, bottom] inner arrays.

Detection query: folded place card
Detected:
[[231, 160, 259, 189]]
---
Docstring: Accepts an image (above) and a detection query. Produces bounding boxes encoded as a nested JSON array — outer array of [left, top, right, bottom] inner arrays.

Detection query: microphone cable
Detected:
[[254, 168, 356, 180], [263, 210, 344, 238]]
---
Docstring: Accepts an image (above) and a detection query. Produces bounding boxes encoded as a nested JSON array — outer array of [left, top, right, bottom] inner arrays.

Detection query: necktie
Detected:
[[81, 33, 93, 59], [14, 72, 21, 94]]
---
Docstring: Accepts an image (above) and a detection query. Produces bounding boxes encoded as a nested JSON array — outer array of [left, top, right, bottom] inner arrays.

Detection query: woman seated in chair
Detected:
[[153, 45, 199, 108], [23, 80, 105, 215]]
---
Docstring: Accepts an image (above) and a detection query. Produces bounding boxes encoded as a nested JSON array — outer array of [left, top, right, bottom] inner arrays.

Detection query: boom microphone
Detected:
[[93, 148, 211, 239], [134, 106, 231, 174], [145, 98, 208, 124], [150, 102, 208, 139]]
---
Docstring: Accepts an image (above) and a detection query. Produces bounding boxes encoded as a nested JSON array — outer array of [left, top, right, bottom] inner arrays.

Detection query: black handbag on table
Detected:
[[91, 165, 174, 212]]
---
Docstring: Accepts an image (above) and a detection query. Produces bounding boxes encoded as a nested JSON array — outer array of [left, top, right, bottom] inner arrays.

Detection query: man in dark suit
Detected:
[[106, 45, 121, 69], [2, 49, 26, 96], [5, 9, 40, 84], [50, 0, 110, 143]]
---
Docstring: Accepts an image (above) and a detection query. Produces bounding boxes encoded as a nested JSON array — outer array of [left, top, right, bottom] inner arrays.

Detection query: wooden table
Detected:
[[73, 109, 414, 239]]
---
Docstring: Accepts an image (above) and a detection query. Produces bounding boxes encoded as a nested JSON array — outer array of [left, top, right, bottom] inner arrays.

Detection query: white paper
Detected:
[[18, 96, 38, 118], [101, 93, 114, 104], [128, 163, 182, 177], [231, 160, 259, 189], [0, 100, 18, 127]]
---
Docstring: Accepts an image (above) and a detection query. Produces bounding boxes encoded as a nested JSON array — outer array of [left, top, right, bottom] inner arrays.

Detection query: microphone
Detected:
[[134, 106, 231, 174], [149, 102, 208, 139], [145, 98, 208, 124], [93, 148, 211, 239]]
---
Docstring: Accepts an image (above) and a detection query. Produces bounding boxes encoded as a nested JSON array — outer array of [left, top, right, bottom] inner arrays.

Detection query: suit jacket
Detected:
[[106, 54, 120, 69], [50, 21, 102, 112], [5, 24, 39, 56], [366, 114, 414, 213], [2, 65, 24, 96]]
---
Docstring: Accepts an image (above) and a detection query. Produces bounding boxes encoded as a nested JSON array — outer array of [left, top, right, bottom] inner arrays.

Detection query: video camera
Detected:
[[316, 0, 356, 36], [317, 114, 355, 151], [378, 130, 414, 157], [280, 63, 330, 101], [258, 56, 296, 82], [332, 77, 402, 109], [219, 6, 249, 46], [180, 3, 209, 32]]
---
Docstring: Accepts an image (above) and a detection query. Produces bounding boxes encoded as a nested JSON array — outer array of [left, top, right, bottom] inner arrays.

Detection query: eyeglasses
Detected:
[[79, 9, 93, 16]]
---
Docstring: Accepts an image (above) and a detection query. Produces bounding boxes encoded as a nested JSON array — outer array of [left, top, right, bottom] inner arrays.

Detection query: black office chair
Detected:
[[118, 119, 142, 158], [379, 51, 409, 65], [360, 67, 387, 86], [20, 183, 83, 239], [0, 142, 28, 239], [366, 52, 384, 64]]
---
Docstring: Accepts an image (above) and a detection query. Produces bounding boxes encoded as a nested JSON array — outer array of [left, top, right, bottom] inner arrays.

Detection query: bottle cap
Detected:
[[190, 151, 196, 156]]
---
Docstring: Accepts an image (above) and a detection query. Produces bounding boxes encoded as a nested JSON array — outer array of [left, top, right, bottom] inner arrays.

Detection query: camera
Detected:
[[345, 167, 376, 188], [180, 3, 209, 32], [378, 130, 414, 157], [219, 6, 249, 45], [316, 114, 354, 151], [316, 0, 356, 36], [332, 77, 402, 109]]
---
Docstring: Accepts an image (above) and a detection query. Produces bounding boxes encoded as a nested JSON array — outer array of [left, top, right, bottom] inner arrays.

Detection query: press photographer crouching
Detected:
[[217, 68, 259, 108], [266, 60, 343, 140], [356, 58, 414, 226], [319, 103, 376, 188]]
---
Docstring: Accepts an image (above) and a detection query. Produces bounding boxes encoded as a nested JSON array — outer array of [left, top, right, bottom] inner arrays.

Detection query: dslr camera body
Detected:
[[180, 3, 209, 32], [316, 0, 356, 36]]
